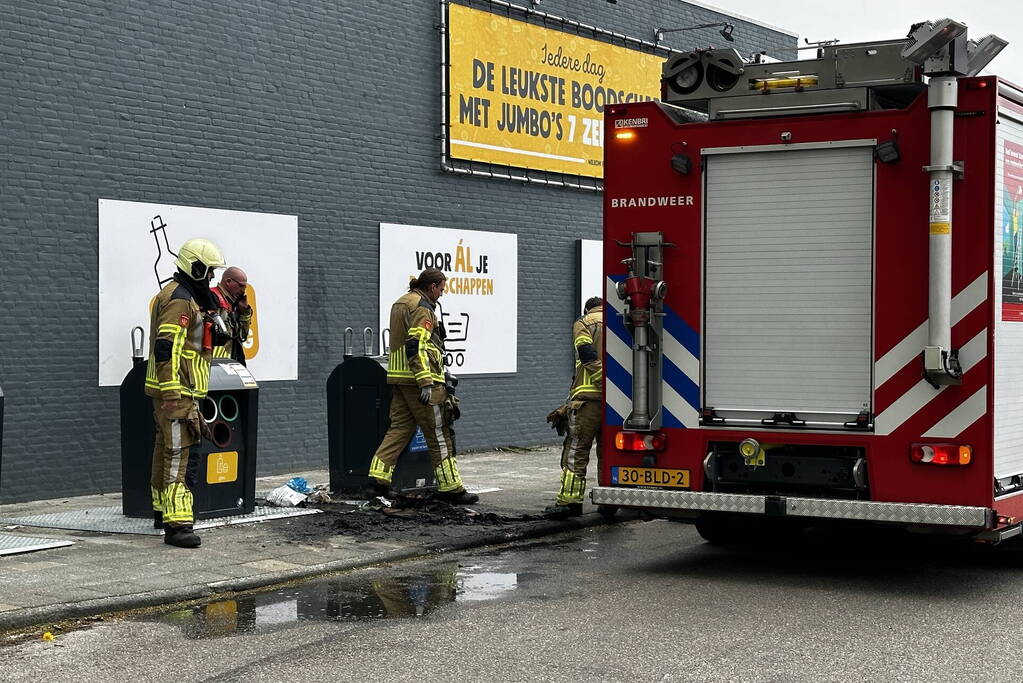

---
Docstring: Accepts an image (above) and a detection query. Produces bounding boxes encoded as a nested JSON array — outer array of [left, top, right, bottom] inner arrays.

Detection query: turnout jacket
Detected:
[[386, 288, 445, 387], [569, 306, 603, 401], [210, 283, 252, 364], [145, 276, 213, 401]]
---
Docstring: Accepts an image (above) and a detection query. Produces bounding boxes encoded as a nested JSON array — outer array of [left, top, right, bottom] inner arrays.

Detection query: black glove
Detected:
[[444, 394, 461, 422], [546, 406, 569, 437], [445, 371, 458, 392], [211, 328, 232, 348], [419, 386, 432, 405], [208, 312, 232, 347]]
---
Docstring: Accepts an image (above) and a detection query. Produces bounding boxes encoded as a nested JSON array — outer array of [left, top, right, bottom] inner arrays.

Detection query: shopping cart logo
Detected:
[[441, 311, 469, 368]]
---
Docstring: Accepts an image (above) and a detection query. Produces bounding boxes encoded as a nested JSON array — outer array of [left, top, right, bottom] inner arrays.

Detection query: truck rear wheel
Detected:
[[695, 515, 804, 545], [597, 505, 619, 521], [694, 514, 744, 545]]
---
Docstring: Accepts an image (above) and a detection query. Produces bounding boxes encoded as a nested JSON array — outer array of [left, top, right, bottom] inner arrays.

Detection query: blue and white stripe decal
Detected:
[[604, 276, 700, 428]]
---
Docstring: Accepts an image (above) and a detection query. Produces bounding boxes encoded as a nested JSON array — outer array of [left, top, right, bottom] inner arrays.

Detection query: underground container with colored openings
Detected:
[[121, 357, 259, 519]]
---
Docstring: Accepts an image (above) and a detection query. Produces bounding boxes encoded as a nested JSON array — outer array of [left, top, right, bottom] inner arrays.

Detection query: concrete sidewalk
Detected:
[[0, 446, 611, 632]]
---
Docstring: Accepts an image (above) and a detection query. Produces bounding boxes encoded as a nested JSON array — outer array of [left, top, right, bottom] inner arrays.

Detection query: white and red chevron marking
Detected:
[[874, 272, 990, 437], [874, 273, 988, 388]]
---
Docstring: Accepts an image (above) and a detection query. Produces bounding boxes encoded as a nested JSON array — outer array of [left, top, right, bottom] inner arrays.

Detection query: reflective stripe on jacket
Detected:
[[569, 306, 603, 401], [145, 279, 213, 400]]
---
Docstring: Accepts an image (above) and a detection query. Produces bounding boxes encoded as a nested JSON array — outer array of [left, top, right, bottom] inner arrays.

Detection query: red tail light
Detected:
[[910, 444, 972, 466], [615, 431, 666, 452]]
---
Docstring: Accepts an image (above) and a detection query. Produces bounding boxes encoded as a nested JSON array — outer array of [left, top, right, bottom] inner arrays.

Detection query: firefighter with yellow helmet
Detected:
[[144, 237, 226, 548], [367, 267, 479, 505], [544, 296, 604, 518]]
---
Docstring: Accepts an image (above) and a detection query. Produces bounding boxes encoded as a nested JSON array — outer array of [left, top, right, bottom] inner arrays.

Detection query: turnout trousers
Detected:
[[556, 400, 602, 505], [368, 384, 466, 493], [150, 398, 202, 526]]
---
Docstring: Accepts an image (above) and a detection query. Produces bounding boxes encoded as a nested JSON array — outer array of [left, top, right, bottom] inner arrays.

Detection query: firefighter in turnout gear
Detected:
[[145, 237, 226, 548], [367, 268, 479, 505], [210, 265, 252, 365], [544, 296, 604, 518]]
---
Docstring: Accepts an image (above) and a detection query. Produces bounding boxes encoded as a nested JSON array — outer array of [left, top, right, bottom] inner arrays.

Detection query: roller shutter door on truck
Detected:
[[702, 142, 875, 427]]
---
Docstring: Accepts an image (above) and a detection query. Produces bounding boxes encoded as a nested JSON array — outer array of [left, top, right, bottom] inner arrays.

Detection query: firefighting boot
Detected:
[[164, 525, 202, 548], [436, 489, 479, 505], [153, 511, 164, 530], [543, 503, 583, 519]]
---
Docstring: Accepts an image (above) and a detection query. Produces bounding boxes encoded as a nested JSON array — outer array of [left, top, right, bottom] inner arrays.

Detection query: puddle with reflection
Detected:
[[150, 560, 527, 640], [3, 526, 632, 644], [144, 526, 641, 640]]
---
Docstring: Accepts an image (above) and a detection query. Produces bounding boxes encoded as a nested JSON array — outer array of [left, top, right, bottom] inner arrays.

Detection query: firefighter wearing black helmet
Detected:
[[145, 237, 226, 548]]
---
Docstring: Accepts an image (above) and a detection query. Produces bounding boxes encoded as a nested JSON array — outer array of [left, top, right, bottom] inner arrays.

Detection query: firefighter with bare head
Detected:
[[368, 267, 479, 505], [211, 265, 253, 365], [145, 237, 226, 548], [544, 296, 604, 518]]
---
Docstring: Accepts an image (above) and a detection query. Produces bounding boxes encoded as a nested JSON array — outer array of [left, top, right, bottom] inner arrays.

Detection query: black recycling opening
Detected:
[[218, 394, 239, 422], [199, 397, 218, 423], [211, 420, 232, 448]]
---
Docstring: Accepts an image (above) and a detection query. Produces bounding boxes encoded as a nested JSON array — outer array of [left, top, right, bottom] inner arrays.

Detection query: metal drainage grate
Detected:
[[0, 532, 74, 556], [1, 506, 322, 536]]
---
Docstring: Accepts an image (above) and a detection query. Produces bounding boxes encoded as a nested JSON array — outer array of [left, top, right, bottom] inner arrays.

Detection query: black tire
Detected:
[[755, 518, 805, 546], [694, 514, 743, 545], [597, 505, 619, 521]]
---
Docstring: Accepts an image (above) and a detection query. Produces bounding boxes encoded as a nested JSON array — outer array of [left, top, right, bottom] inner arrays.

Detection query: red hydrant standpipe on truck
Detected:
[[591, 18, 1023, 544], [616, 233, 669, 435]]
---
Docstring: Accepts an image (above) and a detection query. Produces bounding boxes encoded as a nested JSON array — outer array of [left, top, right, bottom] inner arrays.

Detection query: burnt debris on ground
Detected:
[[262, 494, 547, 544]]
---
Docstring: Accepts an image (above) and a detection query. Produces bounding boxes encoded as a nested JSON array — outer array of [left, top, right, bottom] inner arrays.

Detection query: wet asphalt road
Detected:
[[5, 518, 1023, 682]]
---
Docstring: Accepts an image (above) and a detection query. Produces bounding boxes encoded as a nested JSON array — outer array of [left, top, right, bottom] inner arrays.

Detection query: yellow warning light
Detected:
[[750, 75, 820, 91], [615, 130, 636, 141]]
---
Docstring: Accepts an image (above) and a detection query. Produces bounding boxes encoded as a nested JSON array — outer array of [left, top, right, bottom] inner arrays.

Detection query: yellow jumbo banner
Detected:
[[447, 3, 663, 179]]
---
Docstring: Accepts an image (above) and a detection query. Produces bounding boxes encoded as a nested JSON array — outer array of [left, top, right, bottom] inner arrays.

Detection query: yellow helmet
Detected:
[[175, 238, 226, 280]]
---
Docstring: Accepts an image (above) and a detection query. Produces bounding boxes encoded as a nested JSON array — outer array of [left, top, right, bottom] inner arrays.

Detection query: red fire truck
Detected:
[[591, 19, 1023, 543]]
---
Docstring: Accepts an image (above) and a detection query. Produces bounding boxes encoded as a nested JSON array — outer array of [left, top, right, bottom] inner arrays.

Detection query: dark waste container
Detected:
[[121, 327, 259, 520], [327, 327, 435, 494], [119, 336, 152, 519]]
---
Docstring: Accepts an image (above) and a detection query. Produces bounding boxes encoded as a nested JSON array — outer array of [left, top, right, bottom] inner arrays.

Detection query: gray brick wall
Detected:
[[0, 0, 795, 502]]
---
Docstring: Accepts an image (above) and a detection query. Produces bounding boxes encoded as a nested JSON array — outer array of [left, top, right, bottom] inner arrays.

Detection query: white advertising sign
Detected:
[[379, 223, 517, 375], [98, 199, 298, 386], [579, 239, 603, 314]]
